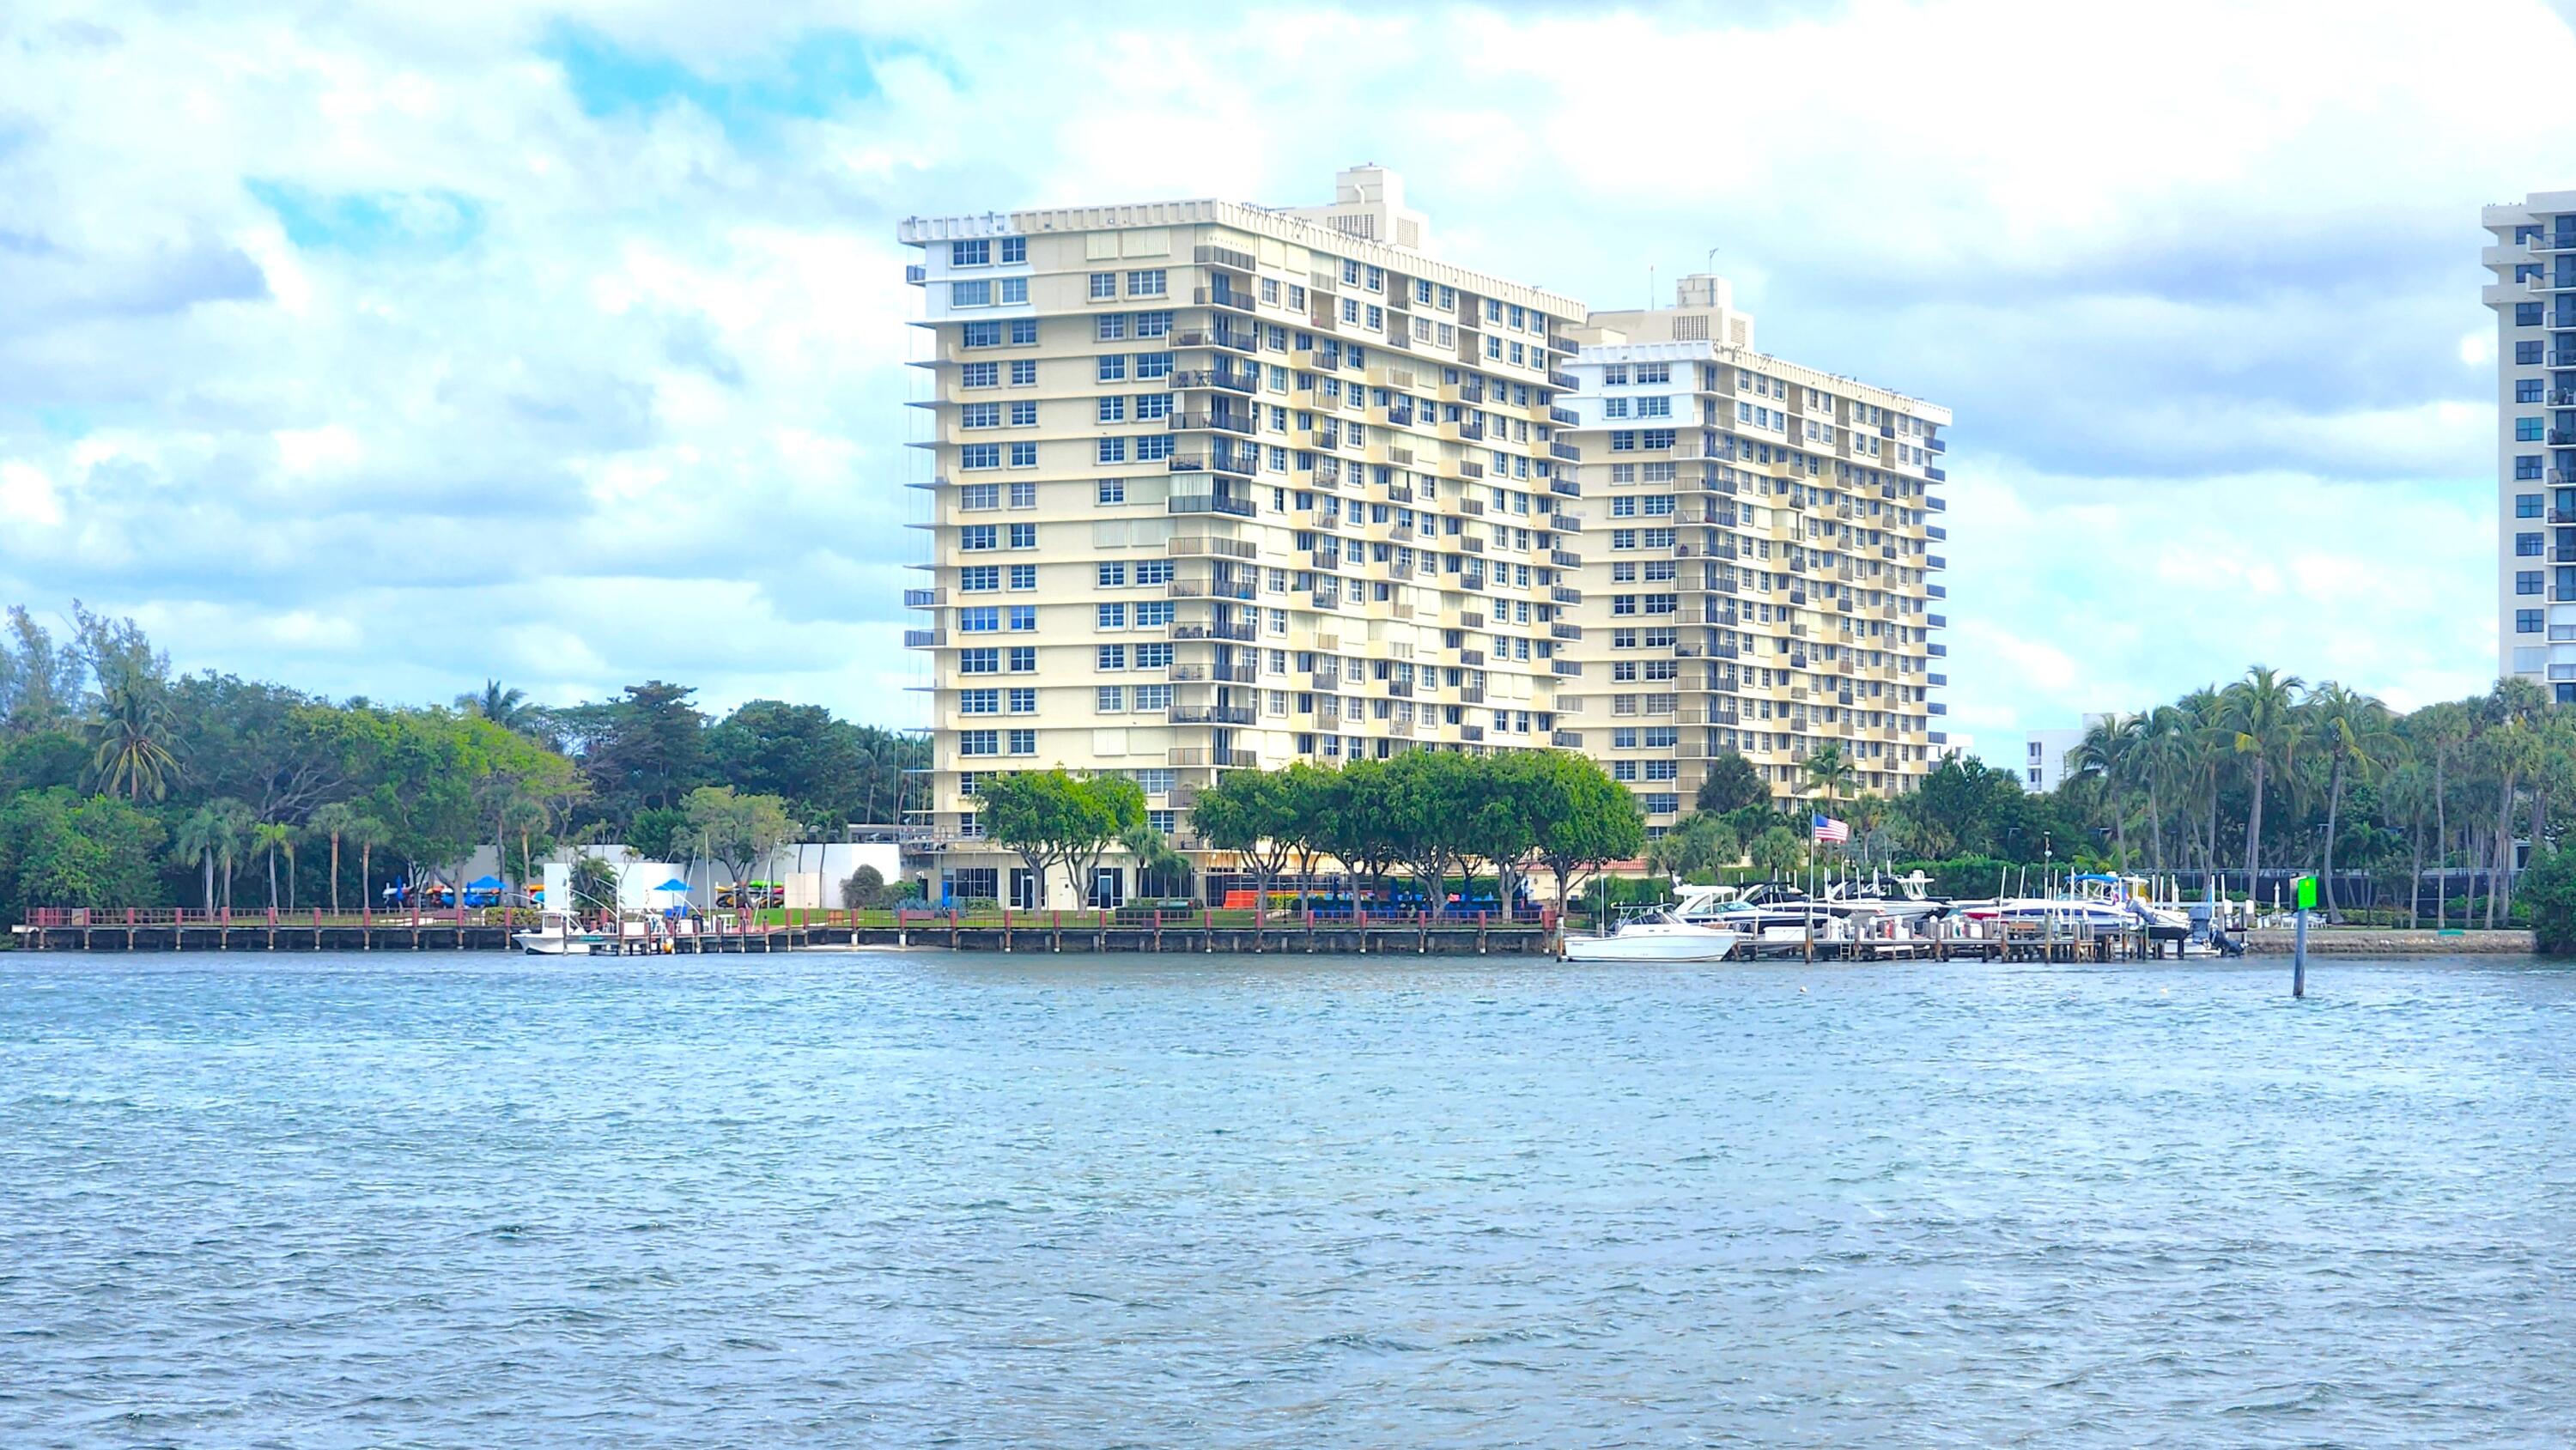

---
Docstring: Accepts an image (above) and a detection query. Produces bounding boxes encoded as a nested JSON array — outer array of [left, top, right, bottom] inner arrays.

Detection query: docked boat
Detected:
[[1953, 875, 2190, 937], [513, 910, 610, 956], [1560, 906, 1745, 962]]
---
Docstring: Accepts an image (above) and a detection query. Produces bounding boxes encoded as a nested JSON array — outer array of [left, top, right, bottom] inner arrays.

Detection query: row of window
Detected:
[[957, 607, 1039, 633], [947, 238, 1028, 266], [958, 524, 1039, 549]]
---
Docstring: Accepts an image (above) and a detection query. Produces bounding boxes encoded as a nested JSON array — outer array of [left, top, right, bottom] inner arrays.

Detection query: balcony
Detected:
[[1549, 513, 1583, 532], [1928, 554, 1947, 570], [1549, 441, 1580, 462], [903, 628, 946, 648], [1928, 643, 1947, 658], [1552, 586, 1583, 605], [1170, 622, 1257, 642], [1549, 477, 1581, 498], [1552, 730, 1583, 748], [1551, 659, 1582, 676], [1170, 706, 1256, 725], [902, 586, 946, 608], [1168, 493, 1257, 518], [1192, 287, 1257, 314], [1169, 535, 1259, 561], [1169, 579, 1258, 601], [1170, 367, 1259, 395], [1170, 411, 1258, 436], [1174, 327, 1261, 354], [1461, 611, 1487, 629], [1550, 549, 1583, 568], [1928, 496, 1947, 513], [1928, 672, 1949, 687], [1550, 622, 1583, 641], [1550, 371, 1577, 390], [1928, 582, 1947, 599], [1927, 525, 1947, 542], [1928, 437, 1946, 454], [1925, 466, 1946, 482], [1550, 405, 1579, 426], [1461, 724, 1486, 742], [1169, 748, 1260, 767], [1461, 647, 1487, 664], [1171, 664, 1258, 683]]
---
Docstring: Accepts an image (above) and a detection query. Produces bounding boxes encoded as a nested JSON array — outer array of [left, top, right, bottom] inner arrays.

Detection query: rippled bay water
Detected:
[[3, 949, 2573, 1447]]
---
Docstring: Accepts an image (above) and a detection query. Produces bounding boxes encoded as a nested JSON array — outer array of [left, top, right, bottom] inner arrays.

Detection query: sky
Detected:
[[0, 0, 2562, 761]]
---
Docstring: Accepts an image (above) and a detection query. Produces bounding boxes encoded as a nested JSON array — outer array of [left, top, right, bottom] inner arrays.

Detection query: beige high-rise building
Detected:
[[1562, 276, 1950, 832], [897, 167, 1587, 907]]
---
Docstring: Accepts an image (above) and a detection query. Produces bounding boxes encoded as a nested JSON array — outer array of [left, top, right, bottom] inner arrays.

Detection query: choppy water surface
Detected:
[[3, 950, 2573, 1447]]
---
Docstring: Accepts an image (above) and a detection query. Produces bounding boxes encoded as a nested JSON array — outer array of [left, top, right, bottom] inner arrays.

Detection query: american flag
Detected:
[[1811, 813, 1850, 844]]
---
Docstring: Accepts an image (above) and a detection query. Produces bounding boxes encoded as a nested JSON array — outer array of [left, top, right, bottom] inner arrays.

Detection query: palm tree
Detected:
[[2414, 700, 2474, 930], [173, 802, 235, 916], [1119, 822, 1190, 901], [252, 822, 292, 913], [2307, 682, 2396, 922], [345, 814, 391, 919], [457, 679, 540, 736], [1801, 741, 1858, 811], [87, 675, 179, 803], [2133, 703, 2192, 875], [309, 803, 359, 918], [2066, 713, 2139, 873], [2221, 665, 2305, 909], [2381, 760, 2435, 928]]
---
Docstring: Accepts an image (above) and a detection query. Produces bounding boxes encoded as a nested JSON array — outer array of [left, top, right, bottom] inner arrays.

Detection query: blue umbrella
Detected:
[[467, 875, 506, 890], [652, 878, 690, 893]]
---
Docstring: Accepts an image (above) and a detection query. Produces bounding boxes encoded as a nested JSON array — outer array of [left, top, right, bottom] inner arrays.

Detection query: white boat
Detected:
[[1954, 875, 2190, 937], [513, 911, 610, 956], [1561, 906, 1745, 962]]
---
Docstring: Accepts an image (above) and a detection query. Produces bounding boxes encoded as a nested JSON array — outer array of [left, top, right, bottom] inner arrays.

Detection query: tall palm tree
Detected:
[[2134, 703, 2192, 875], [457, 679, 539, 736], [309, 803, 360, 918], [252, 821, 292, 913], [87, 675, 179, 803], [1801, 741, 1858, 811], [2221, 665, 2306, 907], [214, 799, 253, 916], [2381, 760, 2435, 928], [2414, 700, 2474, 930], [173, 802, 235, 915], [2307, 682, 2396, 921], [2480, 716, 2541, 926], [345, 814, 391, 919], [2066, 713, 2139, 873], [1119, 822, 1189, 901]]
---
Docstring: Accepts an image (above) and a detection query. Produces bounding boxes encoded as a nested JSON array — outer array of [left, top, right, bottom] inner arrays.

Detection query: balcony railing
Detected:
[[1170, 367, 1260, 395], [903, 587, 945, 608], [1169, 748, 1260, 767], [1169, 622, 1257, 641], [1170, 706, 1256, 725], [903, 628, 946, 648], [1168, 494, 1257, 518]]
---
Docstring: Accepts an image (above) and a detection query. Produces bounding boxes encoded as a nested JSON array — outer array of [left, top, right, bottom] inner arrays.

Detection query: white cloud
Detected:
[[0, 0, 2549, 729]]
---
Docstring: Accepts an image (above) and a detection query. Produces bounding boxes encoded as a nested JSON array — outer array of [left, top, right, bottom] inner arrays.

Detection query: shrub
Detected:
[[2516, 848, 2576, 954], [840, 864, 887, 909]]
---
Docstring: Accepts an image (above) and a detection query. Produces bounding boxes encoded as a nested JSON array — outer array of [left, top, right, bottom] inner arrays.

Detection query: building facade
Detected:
[[2021, 714, 2111, 792], [898, 167, 1588, 906], [2482, 190, 2576, 701], [1558, 276, 1951, 829]]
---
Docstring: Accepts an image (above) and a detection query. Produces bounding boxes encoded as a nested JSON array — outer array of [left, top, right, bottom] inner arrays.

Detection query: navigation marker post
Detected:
[[2292, 874, 2316, 998]]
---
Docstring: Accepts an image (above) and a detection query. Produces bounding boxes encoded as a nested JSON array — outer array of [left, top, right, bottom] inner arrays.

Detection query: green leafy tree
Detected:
[[2516, 846, 2576, 953], [1526, 750, 1646, 913], [1750, 825, 1807, 882], [841, 864, 888, 910], [682, 786, 796, 899], [1191, 767, 1300, 919], [1694, 750, 1771, 815], [0, 790, 168, 920]]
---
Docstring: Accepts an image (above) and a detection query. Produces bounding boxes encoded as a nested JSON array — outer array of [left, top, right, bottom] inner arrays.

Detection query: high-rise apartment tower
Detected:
[[898, 167, 1587, 907], [1561, 276, 1950, 828], [2482, 190, 2576, 700]]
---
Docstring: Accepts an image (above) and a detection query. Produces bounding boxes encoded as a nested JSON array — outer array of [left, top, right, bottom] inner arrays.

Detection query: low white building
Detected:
[[2022, 714, 2111, 792]]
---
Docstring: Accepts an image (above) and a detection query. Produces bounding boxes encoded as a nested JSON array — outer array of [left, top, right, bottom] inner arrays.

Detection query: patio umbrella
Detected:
[[467, 876, 506, 891], [652, 878, 690, 893]]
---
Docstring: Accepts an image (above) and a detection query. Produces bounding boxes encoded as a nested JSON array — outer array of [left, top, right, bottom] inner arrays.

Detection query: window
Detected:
[[2520, 494, 2545, 519], [1009, 319, 1036, 344], [1135, 310, 1174, 338], [2518, 532, 2544, 556], [1098, 646, 1127, 670], [999, 278, 1027, 305], [960, 648, 999, 674], [960, 689, 999, 714], [1008, 564, 1036, 590], [1009, 688, 1036, 713], [2519, 417, 2546, 441], [1008, 606, 1036, 632], [1007, 730, 1036, 755], [1610, 431, 1637, 452], [951, 279, 991, 307], [1134, 684, 1171, 710], [2519, 570, 2544, 595], [2520, 341, 2545, 365], [960, 566, 999, 592], [1008, 646, 1036, 672], [2519, 609, 2545, 634], [962, 321, 1002, 348], [2520, 455, 2546, 480], [959, 730, 999, 756], [1009, 443, 1037, 468], [1097, 686, 1126, 711], [960, 525, 997, 550], [1007, 524, 1036, 549], [960, 444, 1000, 470], [1642, 428, 1675, 449], [1135, 352, 1173, 379], [1097, 604, 1127, 628], [1135, 600, 1174, 626], [961, 403, 1000, 429], [960, 483, 1000, 510], [1007, 482, 1036, 507], [1009, 401, 1037, 427], [1127, 269, 1167, 296], [1098, 438, 1128, 464], [1097, 355, 1128, 383], [2518, 301, 2544, 326], [1637, 396, 1671, 417], [1135, 642, 1173, 669], [1135, 393, 1171, 421], [1097, 562, 1128, 587], [1097, 480, 1127, 505], [1091, 271, 1117, 299], [1135, 559, 1172, 585], [962, 362, 999, 388], [1098, 397, 1127, 424], [999, 237, 1025, 264], [959, 607, 999, 633], [1009, 359, 1037, 385], [1636, 362, 1669, 385], [951, 240, 989, 266]]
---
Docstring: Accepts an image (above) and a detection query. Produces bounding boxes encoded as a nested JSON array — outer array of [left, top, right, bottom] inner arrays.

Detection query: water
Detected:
[[3, 951, 2572, 1447]]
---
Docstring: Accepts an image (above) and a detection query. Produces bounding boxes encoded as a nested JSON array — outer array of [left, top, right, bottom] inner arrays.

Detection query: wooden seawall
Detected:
[[9, 920, 1558, 956]]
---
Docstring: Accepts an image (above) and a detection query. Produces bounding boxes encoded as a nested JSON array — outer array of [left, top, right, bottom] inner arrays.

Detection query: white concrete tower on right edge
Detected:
[[2482, 191, 2576, 701]]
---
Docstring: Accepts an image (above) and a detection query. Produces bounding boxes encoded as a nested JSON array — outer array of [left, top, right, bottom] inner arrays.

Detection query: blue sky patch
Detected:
[[244, 181, 483, 255], [544, 24, 950, 137]]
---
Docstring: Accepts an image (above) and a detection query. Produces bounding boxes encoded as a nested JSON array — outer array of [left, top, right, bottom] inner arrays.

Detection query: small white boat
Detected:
[[1561, 907, 1744, 962], [514, 911, 609, 956]]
